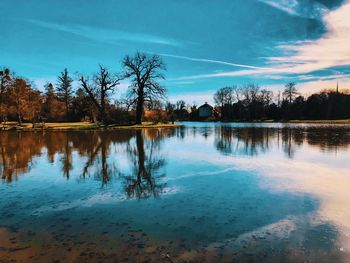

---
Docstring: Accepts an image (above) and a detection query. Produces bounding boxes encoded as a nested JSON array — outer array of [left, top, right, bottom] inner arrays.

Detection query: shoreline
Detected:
[[1, 119, 350, 131], [182, 119, 350, 124], [0, 122, 182, 131]]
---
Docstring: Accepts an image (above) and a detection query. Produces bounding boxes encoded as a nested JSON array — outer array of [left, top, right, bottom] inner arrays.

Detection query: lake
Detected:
[[1, 122, 350, 262]]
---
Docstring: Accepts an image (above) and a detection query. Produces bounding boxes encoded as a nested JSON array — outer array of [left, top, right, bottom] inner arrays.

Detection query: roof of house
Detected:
[[198, 102, 213, 109]]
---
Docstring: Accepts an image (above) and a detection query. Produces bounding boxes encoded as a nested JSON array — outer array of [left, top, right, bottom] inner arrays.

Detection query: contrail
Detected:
[[160, 53, 273, 70]]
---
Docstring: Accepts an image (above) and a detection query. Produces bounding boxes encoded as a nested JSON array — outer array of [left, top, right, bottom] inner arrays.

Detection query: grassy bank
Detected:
[[217, 119, 350, 124], [0, 122, 182, 131], [287, 119, 350, 124]]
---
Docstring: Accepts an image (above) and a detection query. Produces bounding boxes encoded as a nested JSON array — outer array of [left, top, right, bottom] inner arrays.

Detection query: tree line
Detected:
[[0, 52, 166, 125], [212, 82, 350, 121], [1, 51, 349, 124]]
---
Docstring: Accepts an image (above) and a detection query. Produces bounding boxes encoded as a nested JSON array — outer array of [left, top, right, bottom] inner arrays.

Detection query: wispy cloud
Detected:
[[26, 19, 182, 47], [176, 0, 350, 82], [172, 81, 195, 85], [296, 78, 350, 95], [259, 0, 299, 16], [160, 53, 272, 70], [258, 0, 327, 18]]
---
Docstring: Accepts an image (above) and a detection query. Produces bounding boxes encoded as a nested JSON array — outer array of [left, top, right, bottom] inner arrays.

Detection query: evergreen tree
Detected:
[[56, 68, 73, 121]]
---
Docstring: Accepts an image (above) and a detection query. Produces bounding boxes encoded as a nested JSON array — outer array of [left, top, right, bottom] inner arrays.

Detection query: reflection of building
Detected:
[[198, 102, 214, 118]]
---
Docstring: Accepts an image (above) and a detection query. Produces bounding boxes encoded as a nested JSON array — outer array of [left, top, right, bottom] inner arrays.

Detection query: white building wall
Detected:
[[198, 107, 212, 118]]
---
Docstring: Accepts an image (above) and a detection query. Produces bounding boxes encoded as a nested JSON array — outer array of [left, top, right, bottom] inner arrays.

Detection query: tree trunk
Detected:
[[100, 93, 106, 125], [101, 134, 108, 184], [0, 81, 3, 124], [65, 99, 69, 122], [0, 93, 3, 124], [136, 130, 146, 174], [135, 94, 144, 125], [18, 112, 22, 125]]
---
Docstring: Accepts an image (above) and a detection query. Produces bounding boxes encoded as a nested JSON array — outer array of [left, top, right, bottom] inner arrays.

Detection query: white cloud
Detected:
[[260, 77, 350, 96], [176, 0, 350, 89], [296, 78, 350, 95], [168, 135, 350, 250]]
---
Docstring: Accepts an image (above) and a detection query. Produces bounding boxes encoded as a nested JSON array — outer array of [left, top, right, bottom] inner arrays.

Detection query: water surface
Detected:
[[1, 123, 350, 262]]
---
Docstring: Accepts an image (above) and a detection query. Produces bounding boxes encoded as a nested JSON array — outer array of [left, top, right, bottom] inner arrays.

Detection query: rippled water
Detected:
[[1, 122, 350, 262]]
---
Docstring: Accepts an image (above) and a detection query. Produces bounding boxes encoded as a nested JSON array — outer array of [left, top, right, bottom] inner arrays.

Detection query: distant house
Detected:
[[198, 102, 214, 118]]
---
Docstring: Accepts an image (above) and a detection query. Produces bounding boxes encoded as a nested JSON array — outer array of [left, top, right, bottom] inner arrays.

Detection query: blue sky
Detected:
[[1, 0, 349, 104]]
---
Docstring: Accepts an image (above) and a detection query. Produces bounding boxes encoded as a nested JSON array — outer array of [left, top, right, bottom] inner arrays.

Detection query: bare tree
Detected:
[[240, 84, 261, 120], [214, 86, 235, 107], [283, 82, 299, 104], [241, 84, 260, 104], [56, 68, 74, 121], [176, 100, 186, 110], [79, 66, 120, 125], [122, 52, 166, 124], [214, 88, 226, 108], [260, 89, 274, 106]]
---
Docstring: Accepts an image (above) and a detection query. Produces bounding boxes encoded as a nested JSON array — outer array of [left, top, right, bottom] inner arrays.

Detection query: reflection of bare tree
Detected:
[[281, 128, 295, 158], [80, 131, 132, 186], [61, 135, 73, 178], [81, 135, 110, 185], [214, 126, 350, 158], [215, 127, 272, 156], [175, 126, 186, 140], [306, 127, 350, 152], [121, 130, 166, 199]]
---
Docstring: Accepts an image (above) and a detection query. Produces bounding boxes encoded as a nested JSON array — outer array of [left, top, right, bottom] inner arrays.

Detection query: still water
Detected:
[[1, 122, 350, 262]]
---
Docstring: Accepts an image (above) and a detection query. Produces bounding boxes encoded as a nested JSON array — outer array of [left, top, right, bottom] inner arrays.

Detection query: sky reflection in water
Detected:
[[1, 123, 350, 262]]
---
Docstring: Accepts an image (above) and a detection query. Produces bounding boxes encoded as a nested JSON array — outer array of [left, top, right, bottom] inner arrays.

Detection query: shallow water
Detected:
[[1, 122, 350, 262]]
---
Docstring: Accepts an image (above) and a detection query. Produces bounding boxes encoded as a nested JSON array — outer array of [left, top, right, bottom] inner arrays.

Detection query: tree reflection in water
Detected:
[[215, 126, 272, 156], [0, 129, 170, 199], [214, 125, 350, 158], [0, 132, 42, 182], [1, 125, 350, 190], [80, 131, 119, 186], [121, 130, 166, 199]]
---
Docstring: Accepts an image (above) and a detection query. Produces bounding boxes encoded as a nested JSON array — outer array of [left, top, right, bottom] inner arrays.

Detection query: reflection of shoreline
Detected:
[[214, 126, 350, 158], [2, 126, 350, 183], [0, 129, 174, 200]]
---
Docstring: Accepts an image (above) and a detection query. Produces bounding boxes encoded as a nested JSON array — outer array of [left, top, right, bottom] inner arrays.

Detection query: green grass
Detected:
[[0, 121, 181, 131], [109, 122, 182, 130]]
